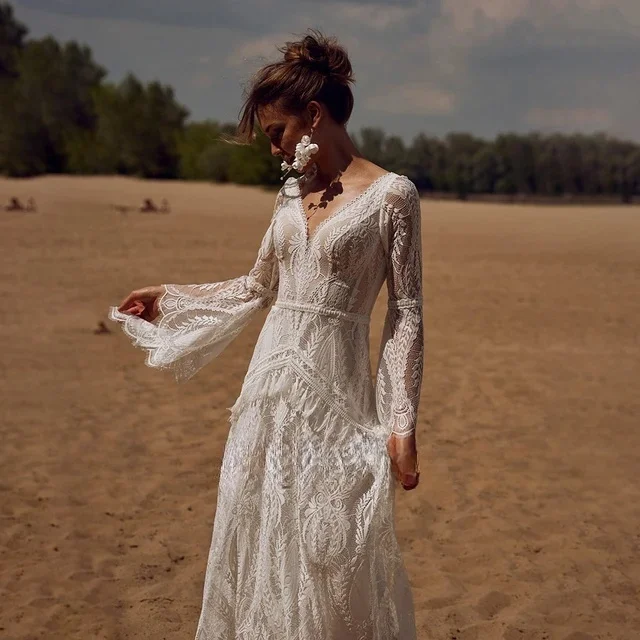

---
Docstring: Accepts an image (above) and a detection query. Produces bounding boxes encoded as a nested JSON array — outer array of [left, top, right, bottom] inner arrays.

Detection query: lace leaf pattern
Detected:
[[107, 189, 282, 383], [375, 178, 424, 438]]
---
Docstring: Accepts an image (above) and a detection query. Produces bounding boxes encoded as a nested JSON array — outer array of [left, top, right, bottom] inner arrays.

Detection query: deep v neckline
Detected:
[[295, 172, 395, 247]]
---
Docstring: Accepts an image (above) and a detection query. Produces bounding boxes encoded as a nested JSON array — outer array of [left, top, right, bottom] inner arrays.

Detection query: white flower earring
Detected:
[[280, 129, 319, 181]]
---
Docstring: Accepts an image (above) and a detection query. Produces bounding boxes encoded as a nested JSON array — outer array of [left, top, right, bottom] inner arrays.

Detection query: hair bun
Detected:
[[281, 29, 354, 85]]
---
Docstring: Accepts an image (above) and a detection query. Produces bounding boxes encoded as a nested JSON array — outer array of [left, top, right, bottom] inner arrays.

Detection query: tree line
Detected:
[[1, 2, 639, 201]]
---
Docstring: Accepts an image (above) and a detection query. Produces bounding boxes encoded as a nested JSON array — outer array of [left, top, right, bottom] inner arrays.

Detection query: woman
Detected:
[[109, 28, 424, 640]]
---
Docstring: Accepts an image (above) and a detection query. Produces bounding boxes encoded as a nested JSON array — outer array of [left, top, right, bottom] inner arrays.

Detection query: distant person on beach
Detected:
[[139, 198, 158, 212], [5, 197, 25, 211]]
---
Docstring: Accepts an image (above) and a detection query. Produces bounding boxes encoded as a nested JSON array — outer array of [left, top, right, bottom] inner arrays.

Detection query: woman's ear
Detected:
[[307, 101, 323, 130]]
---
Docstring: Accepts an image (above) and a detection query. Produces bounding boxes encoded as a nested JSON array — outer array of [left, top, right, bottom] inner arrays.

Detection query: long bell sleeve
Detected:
[[375, 176, 424, 438], [108, 189, 283, 383]]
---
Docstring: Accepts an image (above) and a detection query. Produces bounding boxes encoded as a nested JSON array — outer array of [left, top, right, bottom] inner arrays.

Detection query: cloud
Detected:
[[525, 107, 613, 132], [225, 33, 295, 68], [439, 0, 531, 38], [424, 0, 640, 72], [16, 0, 275, 31], [405, 0, 640, 139], [11, 0, 640, 141], [437, 0, 638, 41], [329, 2, 421, 31], [365, 82, 456, 116], [190, 72, 215, 89], [16, 0, 427, 32]]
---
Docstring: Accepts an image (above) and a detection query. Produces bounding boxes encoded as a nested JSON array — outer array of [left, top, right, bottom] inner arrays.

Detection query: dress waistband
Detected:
[[273, 299, 370, 325]]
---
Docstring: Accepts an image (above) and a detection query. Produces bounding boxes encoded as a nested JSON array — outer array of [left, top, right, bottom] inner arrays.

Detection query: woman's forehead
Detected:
[[258, 104, 285, 127]]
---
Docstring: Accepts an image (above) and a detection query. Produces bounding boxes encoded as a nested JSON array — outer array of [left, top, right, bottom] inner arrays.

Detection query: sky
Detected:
[[11, 0, 640, 145]]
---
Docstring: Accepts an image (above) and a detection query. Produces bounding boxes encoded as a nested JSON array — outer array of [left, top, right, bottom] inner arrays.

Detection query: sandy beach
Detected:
[[1, 175, 638, 640]]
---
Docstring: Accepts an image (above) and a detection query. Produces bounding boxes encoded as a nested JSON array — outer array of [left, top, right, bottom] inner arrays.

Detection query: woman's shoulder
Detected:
[[354, 160, 415, 194], [383, 173, 419, 204]]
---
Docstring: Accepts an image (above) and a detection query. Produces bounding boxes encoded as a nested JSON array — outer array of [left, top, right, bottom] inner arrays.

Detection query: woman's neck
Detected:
[[306, 130, 367, 190]]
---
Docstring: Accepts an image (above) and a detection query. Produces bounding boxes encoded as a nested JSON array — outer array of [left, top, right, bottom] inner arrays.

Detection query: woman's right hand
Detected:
[[386, 432, 420, 491], [116, 285, 164, 322]]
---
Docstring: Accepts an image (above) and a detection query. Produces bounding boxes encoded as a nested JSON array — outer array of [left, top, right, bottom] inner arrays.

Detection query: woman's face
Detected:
[[257, 103, 316, 165]]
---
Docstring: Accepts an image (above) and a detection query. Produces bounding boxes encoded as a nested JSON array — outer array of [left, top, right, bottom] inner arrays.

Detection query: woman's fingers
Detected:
[[401, 470, 420, 490], [386, 434, 420, 490], [140, 304, 156, 322], [400, 452, 420, 490], [117, 291, 140, 312], [386, 435, 419, 489], [131, 301, 146, 316], [390, 460, 419, 490], [117, 286, 163, 314], [118, 289, 153, 313], [119, 299, 144, 315]]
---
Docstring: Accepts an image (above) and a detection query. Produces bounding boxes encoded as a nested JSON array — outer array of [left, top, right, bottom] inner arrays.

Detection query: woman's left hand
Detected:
[[386, 432, 420, 490]]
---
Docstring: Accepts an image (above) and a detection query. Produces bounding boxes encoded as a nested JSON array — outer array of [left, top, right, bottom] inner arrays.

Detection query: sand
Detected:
[[1, 175, 638, 640]]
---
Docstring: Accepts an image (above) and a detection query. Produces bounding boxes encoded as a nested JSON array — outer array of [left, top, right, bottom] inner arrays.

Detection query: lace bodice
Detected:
[[109, 172, 424, 437]]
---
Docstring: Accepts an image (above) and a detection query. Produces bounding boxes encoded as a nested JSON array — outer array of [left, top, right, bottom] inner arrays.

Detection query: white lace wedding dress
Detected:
[[108, 171, 424, 640]]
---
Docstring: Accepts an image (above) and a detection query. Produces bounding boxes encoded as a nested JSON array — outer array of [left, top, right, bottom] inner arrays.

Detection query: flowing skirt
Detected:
[[193, 363, 418, 640]]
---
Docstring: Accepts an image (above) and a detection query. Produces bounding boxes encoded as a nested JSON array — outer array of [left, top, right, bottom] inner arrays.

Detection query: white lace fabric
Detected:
[[108, 172, 423, 438], [108, 171, 424, 638]]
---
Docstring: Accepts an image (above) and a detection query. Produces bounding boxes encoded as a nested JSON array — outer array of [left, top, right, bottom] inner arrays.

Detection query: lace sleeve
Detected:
[[108, 189, 283, 383], [375, 176, 424, 438]]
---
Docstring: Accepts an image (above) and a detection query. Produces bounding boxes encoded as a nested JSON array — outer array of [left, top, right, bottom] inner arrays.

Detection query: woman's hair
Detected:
[[222, 28, 355, 145]]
